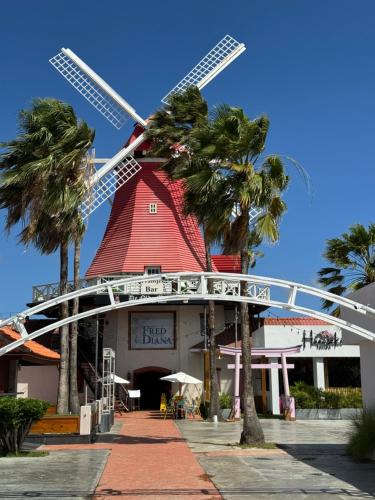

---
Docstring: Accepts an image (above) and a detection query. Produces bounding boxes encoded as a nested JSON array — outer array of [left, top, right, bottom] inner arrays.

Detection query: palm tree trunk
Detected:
[[69, 237, 81, 414], [204, 234, 221, 420], [57, 240, 70, 415], [239, 237, 264, 445]]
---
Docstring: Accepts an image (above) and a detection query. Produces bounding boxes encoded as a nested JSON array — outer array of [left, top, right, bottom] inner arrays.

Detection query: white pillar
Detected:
[[313, 357, 325, 390], [80, 405, 92, 435], [269, 357, 280, 415], [281, 353, 290, 396], [234, 353, 241, 419]]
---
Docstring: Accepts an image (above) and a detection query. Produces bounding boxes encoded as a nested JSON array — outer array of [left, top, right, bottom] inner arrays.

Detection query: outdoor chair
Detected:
[[163, 399, 175, 419], [185, 401, 199, 419], [128, 389, 141, 411], [115, 398, 128, 415]]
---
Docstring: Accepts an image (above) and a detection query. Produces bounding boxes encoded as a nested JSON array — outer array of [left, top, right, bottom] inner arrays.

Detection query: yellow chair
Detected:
[[160, 393, 167, 413]]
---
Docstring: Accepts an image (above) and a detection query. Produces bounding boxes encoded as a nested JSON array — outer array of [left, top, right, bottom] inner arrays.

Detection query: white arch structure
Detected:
[[1, 272, 375, 356]]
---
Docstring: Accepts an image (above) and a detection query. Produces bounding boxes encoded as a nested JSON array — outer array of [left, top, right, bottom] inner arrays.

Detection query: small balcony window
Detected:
[[145, 266, 161, 275]]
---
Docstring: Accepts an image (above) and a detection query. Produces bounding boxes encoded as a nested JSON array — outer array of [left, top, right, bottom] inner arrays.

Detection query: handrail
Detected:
[[1, 272, 375, 357]]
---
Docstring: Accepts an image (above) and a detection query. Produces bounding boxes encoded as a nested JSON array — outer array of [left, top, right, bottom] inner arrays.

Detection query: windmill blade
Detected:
[[161, 35, 246, 104], [82, 132, 146, 219], [232, 203, 264, 225], [50, 48, 147, 129], [249, 206, 264, 225], [82, 156, 142, 219]]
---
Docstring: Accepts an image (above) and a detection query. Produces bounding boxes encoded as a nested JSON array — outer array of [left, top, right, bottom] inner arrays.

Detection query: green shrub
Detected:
[[219, 393, 233, 409], [347, 409, 375, 461], [290, 382, 362, 409], [0, 397, 49, 455]]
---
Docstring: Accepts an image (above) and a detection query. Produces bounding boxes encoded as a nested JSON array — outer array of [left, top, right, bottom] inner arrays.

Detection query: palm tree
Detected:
[[148, 91, 299, 444], [318, 224, 375, 316], [208, 105, 289, 444], [183, 167, 231, 419], [0, 98, 94, 414], [147, 88, 229, 418]]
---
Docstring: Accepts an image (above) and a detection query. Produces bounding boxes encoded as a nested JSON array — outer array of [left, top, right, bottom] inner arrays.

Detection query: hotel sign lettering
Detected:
[[129, 312, 175, 350], [302, 330, 343, 350]]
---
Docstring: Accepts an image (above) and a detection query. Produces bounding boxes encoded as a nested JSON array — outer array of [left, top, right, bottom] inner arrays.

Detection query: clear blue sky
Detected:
[[1, 0, 374, 315]]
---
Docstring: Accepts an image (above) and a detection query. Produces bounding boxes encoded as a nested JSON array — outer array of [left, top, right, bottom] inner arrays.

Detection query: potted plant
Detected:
[[219, 393, 233, 420]]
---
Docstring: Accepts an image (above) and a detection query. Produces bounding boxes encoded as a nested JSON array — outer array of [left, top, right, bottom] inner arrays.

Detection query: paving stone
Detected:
[[0, 449, 109, 499], [177, 419, 375, 500]]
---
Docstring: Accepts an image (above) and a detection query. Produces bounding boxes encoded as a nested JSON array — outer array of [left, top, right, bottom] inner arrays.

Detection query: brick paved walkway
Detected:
[[43, 411, 220, 500]]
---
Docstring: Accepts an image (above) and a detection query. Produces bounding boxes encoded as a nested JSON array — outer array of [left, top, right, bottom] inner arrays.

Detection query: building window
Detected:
[[145, 266, 161, 275], [149, 203, 157, 214]]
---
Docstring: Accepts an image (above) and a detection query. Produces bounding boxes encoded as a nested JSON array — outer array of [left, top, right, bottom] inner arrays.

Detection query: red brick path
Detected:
[[43, 411, 220, 499]]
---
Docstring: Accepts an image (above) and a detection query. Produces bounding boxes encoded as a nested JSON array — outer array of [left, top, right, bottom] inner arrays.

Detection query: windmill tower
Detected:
[[49, 36, 246, 277]]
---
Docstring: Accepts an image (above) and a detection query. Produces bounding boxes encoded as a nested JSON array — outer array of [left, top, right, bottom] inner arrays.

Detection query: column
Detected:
[[281, 353, 290, 396], [234, 353, 241, 419], [269, 357, 280, 415], [313, 357, 326, 390]]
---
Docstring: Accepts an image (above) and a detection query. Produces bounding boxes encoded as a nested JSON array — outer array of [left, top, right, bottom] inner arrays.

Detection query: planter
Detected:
[[221, 408, 232, 420], [29, 414, 80, 434], [296, 408, 362, 420]]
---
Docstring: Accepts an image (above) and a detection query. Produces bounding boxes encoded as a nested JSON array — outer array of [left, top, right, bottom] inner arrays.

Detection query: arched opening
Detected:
[[133, 366, 172, 410]]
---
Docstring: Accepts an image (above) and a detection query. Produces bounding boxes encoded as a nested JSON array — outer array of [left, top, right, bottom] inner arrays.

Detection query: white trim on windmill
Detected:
[[49, 35, 247, 220]]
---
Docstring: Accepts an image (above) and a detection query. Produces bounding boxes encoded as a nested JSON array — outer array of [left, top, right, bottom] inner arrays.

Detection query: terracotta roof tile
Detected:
[[263, 317, 332, 326], [0, 326, 60, 360]]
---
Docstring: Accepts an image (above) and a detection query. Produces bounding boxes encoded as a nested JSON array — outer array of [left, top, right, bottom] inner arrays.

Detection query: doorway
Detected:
[[133, 367, 172, 410]]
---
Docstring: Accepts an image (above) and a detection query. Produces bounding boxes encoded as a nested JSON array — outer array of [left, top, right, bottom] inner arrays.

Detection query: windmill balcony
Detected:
[[32, 275, 135, 303], [31, 274, 271, 304]]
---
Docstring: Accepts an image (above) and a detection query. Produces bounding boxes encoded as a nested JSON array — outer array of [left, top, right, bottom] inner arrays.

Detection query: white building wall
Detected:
[[218, 321, 360, 405], [103, 304, 225, 387], [341, 283, 375, 409], [259, 324, 359, 358]]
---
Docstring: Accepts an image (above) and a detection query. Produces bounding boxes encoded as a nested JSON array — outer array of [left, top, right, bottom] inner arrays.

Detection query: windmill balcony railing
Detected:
[[32, 274, 271, 304], [32, 275, 131, 303]]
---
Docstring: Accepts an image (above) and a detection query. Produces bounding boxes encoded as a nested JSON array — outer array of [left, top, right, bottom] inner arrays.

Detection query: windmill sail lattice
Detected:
[[50, 36, 246, 218], [82, 156, 142, 220], [161, 35, 245, 103], [50, 49, 146, 129]]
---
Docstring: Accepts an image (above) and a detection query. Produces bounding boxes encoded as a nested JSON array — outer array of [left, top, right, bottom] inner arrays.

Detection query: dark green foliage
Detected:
[[0, 397, 49, 455], [290, 382, 362, 409], [318, 224, 375, 315], [2, 451, 48, 458], [0, 98, 95, 415], [0, 98, 95, 249], [219, 393, 233, 409], [146, 86, 307, 446], [347, 409, 375, 461]]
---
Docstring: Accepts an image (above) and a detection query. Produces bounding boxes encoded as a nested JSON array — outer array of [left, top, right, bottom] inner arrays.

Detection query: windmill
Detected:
[[49, 35, 247, 220]]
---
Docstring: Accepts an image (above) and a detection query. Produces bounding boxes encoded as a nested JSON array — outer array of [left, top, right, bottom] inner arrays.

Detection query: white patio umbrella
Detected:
[[102, 374, 130, 384], [160, 372, 202, 384], [160, 371, 202, 396]]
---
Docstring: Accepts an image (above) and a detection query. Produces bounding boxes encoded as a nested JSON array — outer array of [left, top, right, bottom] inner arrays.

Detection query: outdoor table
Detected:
[[174, 399, 186, 419]]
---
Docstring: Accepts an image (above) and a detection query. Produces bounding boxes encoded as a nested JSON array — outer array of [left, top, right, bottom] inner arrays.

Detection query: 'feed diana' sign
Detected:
[[129, 312, 175, 350]]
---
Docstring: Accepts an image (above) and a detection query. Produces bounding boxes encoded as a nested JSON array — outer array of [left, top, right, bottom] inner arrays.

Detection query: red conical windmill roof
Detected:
[[86, 126, 211, 277]]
